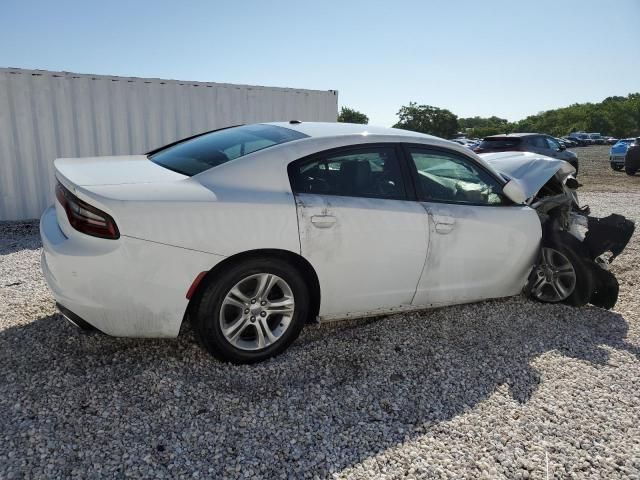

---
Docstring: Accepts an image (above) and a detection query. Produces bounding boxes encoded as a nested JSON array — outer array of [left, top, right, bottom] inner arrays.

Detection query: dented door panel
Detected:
[[413, 203, 541, 307], [295, 193, 429, 317]]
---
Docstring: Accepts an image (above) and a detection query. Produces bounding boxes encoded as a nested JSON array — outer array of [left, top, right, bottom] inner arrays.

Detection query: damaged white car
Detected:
[[40, 122, 634, 363]]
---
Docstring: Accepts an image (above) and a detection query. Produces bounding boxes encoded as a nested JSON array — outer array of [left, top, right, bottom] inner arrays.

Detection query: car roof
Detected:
[[195, 121, 506, 190], [484, 133, 538, 139], [264, 121, 440, 141]]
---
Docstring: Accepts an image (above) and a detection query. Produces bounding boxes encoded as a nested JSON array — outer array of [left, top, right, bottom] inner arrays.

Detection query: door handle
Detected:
[[311, 215, 337, 228], [433, 215, 455, 234], [435, 223, 454, 234]]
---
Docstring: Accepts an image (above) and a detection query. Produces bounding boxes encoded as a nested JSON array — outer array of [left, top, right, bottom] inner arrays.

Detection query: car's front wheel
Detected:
[[611, 163, 624, 171], [526, 232, 593, 307], [193, 258, 309, 363]]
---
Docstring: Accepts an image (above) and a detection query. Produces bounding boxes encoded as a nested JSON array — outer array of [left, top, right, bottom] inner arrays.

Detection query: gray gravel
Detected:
[[1, 193, 639, 479]]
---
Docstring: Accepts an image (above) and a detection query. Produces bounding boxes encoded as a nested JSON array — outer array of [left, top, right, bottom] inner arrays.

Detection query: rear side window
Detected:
[[150, 124, 308, 176], [289, 147, 407, 200], [478, 137, 522, 149]]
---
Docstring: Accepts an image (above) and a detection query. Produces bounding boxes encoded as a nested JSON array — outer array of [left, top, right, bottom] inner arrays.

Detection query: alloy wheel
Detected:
[[530, 248, 577, 302], [219, 273, 295, 351]]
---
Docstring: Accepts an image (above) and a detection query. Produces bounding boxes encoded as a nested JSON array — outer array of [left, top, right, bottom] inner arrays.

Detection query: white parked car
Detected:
[[41, 122, 634, 363]]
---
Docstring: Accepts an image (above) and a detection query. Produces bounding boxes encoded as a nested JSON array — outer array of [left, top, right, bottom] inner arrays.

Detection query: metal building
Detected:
[[0, 68, 338, 221]]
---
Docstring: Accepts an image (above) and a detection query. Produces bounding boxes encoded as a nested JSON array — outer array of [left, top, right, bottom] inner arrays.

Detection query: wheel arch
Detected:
[[184, 248, 321, 328]]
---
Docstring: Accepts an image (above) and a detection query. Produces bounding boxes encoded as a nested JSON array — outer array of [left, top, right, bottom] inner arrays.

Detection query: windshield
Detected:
[[150, 124, 308, 176]]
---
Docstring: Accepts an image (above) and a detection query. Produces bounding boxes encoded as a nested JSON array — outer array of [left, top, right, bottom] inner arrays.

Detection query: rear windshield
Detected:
[[478, 137, 522, 149], [150, 124, 308, 176]]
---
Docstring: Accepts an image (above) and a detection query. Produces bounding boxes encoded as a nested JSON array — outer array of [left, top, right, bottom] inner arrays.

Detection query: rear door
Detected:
[[405, 145, 541, 306], [288, 144, 429, 318]]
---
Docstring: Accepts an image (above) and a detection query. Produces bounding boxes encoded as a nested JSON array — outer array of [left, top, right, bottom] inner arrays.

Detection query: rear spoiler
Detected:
[[145, 124, 242, 156]]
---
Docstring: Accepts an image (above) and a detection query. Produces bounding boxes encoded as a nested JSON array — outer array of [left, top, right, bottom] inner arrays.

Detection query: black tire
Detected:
[[193, 258, 309, 364], [611, 164, 623, 171], [625, 167, 637, 176], [527, 231, 594, 307]]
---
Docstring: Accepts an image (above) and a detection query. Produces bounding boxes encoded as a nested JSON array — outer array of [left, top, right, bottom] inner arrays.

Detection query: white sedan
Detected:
[[40, 122, 633, 363]]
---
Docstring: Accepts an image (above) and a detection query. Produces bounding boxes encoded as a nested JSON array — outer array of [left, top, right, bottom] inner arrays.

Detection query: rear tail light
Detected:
[[55, 181, 120, 239]]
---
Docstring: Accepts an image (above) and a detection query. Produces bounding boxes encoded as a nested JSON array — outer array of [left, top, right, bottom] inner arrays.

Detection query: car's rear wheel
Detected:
[[625, 167, 637, 176], [611, 163, 623, 171], [527, 233, 593, 307], [193, 258, 309, 363]]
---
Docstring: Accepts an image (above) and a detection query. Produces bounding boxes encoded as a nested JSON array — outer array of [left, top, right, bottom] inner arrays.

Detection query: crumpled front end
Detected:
[[528, 171, 634, 309], [482, 151, 634, 309]]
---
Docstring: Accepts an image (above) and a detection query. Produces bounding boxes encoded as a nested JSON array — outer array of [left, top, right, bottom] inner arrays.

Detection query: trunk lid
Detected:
[[54, 155, 187, 187], [52, 155, 190, 239]]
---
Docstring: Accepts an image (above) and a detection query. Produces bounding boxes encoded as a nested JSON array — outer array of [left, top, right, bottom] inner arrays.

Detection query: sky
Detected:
[[1, 0, 639, 126]]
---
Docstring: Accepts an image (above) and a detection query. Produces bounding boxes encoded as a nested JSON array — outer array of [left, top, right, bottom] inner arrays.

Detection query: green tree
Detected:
[[393, 102, 459, 138], [459, 115, 512, 138], [507, 93, 640, 137], [337, 107, 369, 124]]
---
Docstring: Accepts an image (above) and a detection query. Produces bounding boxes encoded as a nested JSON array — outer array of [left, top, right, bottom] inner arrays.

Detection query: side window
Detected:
[[531, 136, 548, 149], [289, 147, 407, 200], [408, 148, 508, 206], [545, 137, 561, 151]]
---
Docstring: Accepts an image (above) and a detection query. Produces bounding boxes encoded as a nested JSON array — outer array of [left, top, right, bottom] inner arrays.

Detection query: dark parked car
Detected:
[[625, 138, 640, 176], [568, 132, 590, 146], [474, 133, 579, 173], [560, 137, 579, 148]]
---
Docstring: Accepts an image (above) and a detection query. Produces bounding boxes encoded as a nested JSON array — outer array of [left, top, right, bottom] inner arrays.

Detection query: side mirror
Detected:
[[559, 144, 566, 151], [503, 179, 527, 204]]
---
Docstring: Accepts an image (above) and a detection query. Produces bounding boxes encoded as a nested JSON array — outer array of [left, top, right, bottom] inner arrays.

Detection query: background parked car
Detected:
[[624, 138, 640, 176], [589, 133, 606, 145], [610, 138, 635, 171], [605, 136, 618, 145], [473, 133, 579, 172], [560, 137, 578, 148], [568, 132, 590, 146], [450, 138, 480, 149]]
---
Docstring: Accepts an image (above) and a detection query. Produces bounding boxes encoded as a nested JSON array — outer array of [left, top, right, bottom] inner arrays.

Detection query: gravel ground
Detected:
[[1, 191, 639, 478]]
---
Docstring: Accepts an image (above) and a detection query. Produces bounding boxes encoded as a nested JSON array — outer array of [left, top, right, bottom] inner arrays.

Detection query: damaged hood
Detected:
[[479, 151, 576, 199]]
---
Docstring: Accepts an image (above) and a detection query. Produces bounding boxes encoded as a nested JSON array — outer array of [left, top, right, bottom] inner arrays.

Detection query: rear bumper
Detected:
[[40, 206, 225, 338], [610, 155, 625, 165], [56, 302, 100, 332]]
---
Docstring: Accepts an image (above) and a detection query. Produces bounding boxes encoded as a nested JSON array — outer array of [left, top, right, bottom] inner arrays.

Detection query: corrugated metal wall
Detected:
[[0, 68, 338, 220]]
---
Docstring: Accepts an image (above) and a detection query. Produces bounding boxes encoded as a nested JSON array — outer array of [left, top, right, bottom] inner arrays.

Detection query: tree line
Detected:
[[338, 93, 640, 139]]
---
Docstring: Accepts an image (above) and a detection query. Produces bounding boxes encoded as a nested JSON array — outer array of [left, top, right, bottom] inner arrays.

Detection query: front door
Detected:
[[404, 145, 541, 306]]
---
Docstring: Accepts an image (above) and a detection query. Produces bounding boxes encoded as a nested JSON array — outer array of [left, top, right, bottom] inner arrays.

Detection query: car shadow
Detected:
[[0, 297, 637, 477]]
